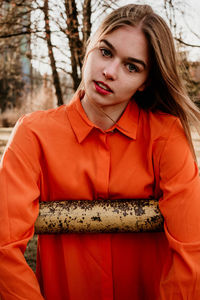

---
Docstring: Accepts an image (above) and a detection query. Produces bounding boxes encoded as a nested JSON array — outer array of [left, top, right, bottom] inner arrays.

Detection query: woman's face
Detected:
[[82, 25, 150, 115]]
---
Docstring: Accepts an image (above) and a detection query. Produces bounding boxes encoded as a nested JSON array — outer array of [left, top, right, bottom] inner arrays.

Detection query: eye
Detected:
[[100, 48, 112, 58], [126, 63, 139, 73]]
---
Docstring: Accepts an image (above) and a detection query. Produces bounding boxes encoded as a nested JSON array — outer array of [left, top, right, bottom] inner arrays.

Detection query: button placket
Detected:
[[96, 133, 111, 200]]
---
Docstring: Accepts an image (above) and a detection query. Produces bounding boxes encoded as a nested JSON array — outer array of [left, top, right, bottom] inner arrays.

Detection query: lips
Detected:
[[95, 81, 112, 91], [94, 81, 113, 95]]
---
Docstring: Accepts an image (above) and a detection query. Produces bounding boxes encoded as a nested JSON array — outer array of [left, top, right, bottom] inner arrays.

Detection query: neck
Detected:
[[81, 96, 129, 130]]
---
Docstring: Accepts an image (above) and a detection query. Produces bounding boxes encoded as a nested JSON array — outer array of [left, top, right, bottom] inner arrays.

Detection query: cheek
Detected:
[[82, 69, 89, 87], [83, 59, 93, 82], [124, 81, 138, 94]]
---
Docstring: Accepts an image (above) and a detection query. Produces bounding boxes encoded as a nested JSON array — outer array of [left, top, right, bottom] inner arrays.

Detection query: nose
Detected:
[[103, 60, 119, 80]]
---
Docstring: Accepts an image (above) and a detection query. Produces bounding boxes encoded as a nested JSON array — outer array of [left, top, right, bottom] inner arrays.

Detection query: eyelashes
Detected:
[[99, 47, 140, 73], [100, 48, 112, 57], [126, 63, 139, 73]]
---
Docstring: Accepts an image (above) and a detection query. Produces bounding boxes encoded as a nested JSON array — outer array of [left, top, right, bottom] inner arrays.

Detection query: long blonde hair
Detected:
[[78, 4, 200, 156]]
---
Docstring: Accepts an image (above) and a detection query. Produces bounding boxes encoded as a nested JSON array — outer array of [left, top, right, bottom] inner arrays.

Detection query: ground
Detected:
[[24, 235, 38, 272]]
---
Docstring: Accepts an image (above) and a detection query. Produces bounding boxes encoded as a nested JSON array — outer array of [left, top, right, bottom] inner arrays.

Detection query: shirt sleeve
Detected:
[[157, 119, 200, 299], [0, 116, 44, 299]]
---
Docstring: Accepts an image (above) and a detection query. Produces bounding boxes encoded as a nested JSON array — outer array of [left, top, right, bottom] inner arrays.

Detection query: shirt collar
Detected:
[[66, 93, 140, 143]]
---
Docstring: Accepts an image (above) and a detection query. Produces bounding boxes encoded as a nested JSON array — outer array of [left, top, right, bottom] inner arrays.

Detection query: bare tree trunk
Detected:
[[43, 0, 63, 106], [82, 0, 91, 52], [64, 0, 84, 90]]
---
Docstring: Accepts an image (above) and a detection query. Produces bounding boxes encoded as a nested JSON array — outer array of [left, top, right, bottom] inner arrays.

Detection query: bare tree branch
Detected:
[[175, 38, 200, 48]]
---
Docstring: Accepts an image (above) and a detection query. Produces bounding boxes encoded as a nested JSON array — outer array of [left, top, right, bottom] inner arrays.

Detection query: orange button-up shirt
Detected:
[[1, 95, 200, 300]]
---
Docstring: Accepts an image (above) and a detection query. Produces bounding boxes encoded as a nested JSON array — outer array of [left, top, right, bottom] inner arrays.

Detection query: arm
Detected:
[[157, 119, 200, 299], [0, 117, 44, 299]]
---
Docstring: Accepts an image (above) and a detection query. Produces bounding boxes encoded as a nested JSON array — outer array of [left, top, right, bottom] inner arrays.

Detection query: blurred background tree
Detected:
[[162, 0, 200, 104]]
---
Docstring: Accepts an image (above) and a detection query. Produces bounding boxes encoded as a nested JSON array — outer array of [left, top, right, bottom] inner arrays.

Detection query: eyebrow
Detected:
[[100, 39, 147, 69]]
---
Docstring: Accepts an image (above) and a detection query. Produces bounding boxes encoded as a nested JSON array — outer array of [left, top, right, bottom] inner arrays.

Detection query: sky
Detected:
[[31, 0, 200, 75]]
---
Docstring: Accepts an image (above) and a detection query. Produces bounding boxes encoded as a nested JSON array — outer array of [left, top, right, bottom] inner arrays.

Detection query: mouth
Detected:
[[94, 81, 113, 95]]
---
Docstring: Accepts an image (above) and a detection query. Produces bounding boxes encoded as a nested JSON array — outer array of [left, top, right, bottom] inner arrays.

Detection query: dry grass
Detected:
[[0, 84, 57, 127]]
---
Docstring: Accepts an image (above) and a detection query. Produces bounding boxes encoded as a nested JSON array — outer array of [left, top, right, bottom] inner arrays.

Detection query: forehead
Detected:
[[101, 25, 149, 65]]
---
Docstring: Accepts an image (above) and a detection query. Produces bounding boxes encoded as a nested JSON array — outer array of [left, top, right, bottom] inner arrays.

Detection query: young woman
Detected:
[[1, 4, 200, 300]]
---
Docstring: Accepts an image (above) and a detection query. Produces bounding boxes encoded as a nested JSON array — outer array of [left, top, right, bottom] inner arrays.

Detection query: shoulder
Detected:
[[19, 104, 68, 129], [140, 109, 183, 141], [7, 104, 71, 150]]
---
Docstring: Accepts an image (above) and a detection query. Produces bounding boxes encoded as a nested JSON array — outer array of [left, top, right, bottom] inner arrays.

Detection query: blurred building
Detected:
[[0, 0, 32, 111]]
